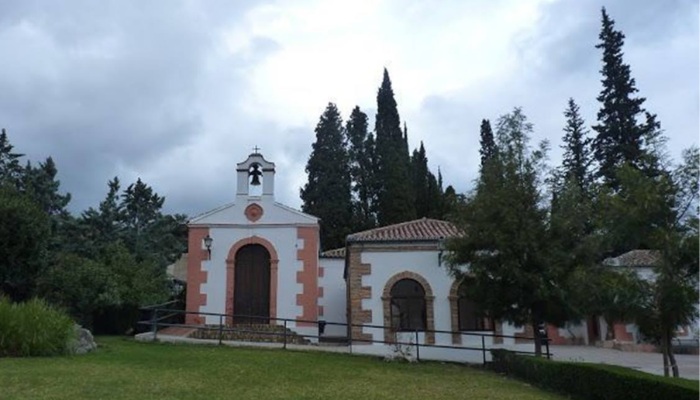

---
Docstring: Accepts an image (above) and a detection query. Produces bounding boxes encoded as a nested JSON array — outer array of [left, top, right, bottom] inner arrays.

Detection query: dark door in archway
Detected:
[[234, 244, 270, 324]]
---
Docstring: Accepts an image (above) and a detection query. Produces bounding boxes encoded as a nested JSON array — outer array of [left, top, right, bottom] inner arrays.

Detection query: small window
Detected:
[[390, 279, 426, 331], [458, 280, 493, 331]]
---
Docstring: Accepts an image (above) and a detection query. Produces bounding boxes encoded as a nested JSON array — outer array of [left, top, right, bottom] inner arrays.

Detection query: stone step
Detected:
[[191, 324, 310, 345]]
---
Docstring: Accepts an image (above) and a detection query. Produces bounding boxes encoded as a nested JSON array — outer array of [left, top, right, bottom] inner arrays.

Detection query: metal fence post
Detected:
[[283, 320, 288, 350], [415, 330, 420, 362], [481, 335, 486, 364], [218, 315, 224, 345], [348, 323, 353, 354], [152, 309, 159, 341]]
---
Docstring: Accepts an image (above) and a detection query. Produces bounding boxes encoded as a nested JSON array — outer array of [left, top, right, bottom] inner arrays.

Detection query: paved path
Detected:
[[550, 345, 699, 379]]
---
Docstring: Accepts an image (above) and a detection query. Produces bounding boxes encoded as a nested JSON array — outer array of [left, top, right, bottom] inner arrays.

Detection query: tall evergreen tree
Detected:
[[448, 108, 570, 356], [121, 178, 165, 259], [77, 177, 123, 257], [301, 103, 353, 250], [479, 119, 496, 168], [410, 141, 443, 219], [411, 142, 430, 218], [426, 171, 441, 218], [561, 98, 592, 193], [22, 157, 73, 256], [0, 128, 24, 187], [22, 157, 72, 217], [374, 69, 415, 225], [346, 106, 377, 231], [592, 8, 656, 186]]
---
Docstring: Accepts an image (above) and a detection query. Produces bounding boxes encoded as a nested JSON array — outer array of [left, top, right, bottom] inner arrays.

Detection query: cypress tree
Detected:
[[426, 170, 441, 218], [479, 119, 496, 168], [561, 98, 592, 193], [411, 142, 429, 218], [374, 69, 415, 225], [346, 106, 377, 231], [593, 8, 656, 186], [301, 103, 353, 250]]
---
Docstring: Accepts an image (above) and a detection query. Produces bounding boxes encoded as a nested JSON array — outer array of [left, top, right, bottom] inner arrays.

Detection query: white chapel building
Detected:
[[183, 152, 694, 361]]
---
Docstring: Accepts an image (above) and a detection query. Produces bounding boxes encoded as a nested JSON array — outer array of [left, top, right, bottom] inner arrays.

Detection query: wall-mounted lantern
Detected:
[[204, 234, 213, 259]]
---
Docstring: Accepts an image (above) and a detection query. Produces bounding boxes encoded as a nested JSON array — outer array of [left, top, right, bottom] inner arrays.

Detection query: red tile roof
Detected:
[[603, 250, 661, 267], [347, 218, 462, 243], [320, 248, 345, 258]]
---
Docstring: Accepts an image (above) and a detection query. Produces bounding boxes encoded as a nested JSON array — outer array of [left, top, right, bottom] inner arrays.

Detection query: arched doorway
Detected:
[[234, 244, 270, 324]]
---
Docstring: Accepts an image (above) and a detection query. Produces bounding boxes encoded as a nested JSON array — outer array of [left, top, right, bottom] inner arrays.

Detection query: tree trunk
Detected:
[[667, 329, 679, 378], [604, 317, 616, 340], [532, 319, 542, 357], [661, 330, 670, 377]]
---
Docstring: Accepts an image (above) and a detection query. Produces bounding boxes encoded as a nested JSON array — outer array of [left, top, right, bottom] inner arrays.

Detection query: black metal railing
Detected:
[[138, 307, 551, 362]]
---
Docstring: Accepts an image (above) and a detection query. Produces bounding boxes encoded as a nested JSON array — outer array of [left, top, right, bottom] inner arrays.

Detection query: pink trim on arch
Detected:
[[225, 236, 279, 324], [186, 227, 209, 325]]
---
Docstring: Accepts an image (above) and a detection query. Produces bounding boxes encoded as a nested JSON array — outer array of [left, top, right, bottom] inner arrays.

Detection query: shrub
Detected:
[[490, 349, 698, 400], [0, 185, 50, 301], [0, 297, 76, 357], [38, 243, 170, 333]]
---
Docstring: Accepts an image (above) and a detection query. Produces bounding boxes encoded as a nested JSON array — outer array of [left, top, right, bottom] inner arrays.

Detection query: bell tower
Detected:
[[236, 149, 275, 200]]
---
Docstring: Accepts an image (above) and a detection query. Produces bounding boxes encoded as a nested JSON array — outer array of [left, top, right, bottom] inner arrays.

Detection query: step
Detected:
[[190, 325, 310, 345]]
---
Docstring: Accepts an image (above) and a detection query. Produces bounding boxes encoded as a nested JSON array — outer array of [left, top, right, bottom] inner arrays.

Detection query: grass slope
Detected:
[[0, 337, 566, 400]]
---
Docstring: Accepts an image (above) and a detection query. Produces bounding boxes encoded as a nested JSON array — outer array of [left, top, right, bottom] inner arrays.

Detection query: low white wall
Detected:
[[319, 257, 347, 337]]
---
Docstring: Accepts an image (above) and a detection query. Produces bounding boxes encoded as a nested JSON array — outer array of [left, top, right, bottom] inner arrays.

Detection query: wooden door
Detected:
[[234, 244, 270, 324]]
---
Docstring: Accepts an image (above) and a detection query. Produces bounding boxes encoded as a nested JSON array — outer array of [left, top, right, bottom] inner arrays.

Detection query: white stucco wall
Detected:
[[191, 195, 320, 340], [349, 249, 530, 363], [318, 257, 346, 337]]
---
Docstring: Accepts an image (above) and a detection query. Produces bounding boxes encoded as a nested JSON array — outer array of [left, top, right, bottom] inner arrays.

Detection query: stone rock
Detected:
[[73, 325, 97, 354]]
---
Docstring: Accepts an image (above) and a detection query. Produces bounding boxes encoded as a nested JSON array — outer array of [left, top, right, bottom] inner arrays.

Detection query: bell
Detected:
[[250, 165, 262, 186]]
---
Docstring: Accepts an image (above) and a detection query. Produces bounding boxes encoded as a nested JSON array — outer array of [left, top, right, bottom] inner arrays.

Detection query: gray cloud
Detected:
[[0, 0, 697, 217]]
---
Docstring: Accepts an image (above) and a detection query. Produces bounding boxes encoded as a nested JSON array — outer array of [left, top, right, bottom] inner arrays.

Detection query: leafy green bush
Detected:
[[490, 349, 698, 400], [39, 243, 170, 333], [0, 297, 76, 357]]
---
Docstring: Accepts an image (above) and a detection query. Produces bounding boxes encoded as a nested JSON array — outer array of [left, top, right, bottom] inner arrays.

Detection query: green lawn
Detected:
[[0, 337, 566, 400]]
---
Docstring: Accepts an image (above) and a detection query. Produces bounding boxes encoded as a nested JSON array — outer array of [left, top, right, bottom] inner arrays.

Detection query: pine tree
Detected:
[[0, 128, 24, 187], [346, 106, 377, 231], [479, 119, 496, 168], [22, 157, 72, 217], [21, 157, 73, 256], [561, 98, 592, 193], [549, 101, 596, 275], [593, 8, 656, 186], [121, 178, 165, 259], [301, 103, 353, 250], [448, 108, 570, 356], [374, 69, 415, 225]]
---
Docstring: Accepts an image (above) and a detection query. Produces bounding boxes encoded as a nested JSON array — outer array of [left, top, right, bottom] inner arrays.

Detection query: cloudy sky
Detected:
[[1, 0, 698, 216]]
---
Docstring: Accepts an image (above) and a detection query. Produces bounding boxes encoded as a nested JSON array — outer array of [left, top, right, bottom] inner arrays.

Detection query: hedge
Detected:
[[0, 297, 76, 357], [490, 349, 698, 400]]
